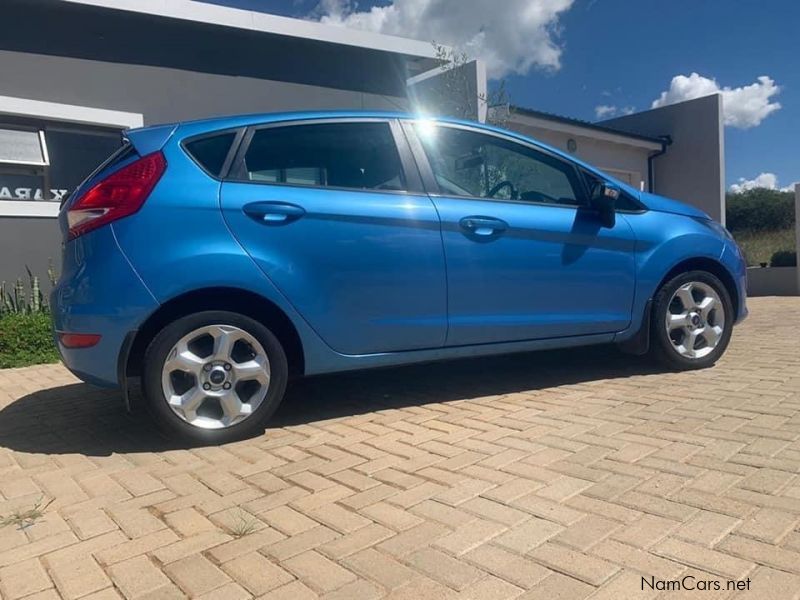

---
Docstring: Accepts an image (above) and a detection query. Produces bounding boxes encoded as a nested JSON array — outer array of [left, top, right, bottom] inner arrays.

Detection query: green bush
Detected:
[[0, 264, 60, 369], [726, 190, 795, 233], [771, 250, 797, 267], [0, 312, 59, 369]]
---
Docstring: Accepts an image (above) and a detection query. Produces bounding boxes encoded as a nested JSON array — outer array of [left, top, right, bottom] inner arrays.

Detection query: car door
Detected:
[[220, 118, 447, 355], [404, 120, 637, 346]]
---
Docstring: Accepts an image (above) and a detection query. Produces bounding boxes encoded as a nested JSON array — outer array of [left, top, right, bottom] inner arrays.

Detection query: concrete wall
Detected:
[[602, 94, 725, 223], [747, 267, 799, 297], [1, 0, 418, 99], [0, 50, 410, 126], [796, 184, 800, 295], [0, 217, 61, 287]]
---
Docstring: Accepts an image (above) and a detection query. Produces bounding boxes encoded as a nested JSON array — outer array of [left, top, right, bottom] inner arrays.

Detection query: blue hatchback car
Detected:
[[52, 111, 747, 443]]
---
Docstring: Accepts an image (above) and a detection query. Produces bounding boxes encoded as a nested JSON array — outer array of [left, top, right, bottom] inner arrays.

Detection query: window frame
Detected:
[[224, 118, 423, 195], [401, 119, 592, 210], [181, 127, 246, 180]]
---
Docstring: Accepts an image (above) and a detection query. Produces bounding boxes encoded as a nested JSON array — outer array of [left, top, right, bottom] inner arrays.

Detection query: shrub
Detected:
[[0, 264, 59, 368], [1, 263, 57, 316], [770, 250, 797, 267], [726, 190, 795, 233], [0, 312, 59, 369]]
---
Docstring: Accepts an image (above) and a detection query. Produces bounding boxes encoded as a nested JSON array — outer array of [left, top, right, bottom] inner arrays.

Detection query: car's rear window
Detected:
[[184, 132, 236, 177], [235, 122, 406, 192]]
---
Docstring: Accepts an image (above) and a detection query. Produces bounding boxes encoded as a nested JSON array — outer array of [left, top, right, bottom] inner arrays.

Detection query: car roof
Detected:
[[145, 110, 439, 133]]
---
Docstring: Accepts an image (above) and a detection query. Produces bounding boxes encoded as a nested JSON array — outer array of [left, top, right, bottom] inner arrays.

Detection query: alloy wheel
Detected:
[[161, 324, 271, 429], [665, 281, 726, 360]]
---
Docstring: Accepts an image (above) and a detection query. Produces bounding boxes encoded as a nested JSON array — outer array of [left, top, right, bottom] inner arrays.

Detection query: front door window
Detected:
[[414, 123, 584, 206]]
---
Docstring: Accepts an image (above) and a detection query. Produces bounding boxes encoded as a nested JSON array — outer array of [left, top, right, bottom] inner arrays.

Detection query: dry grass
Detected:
[[0, 496, 53, 530], [229, 508, 260, 538], [733, 228, 796, 266]]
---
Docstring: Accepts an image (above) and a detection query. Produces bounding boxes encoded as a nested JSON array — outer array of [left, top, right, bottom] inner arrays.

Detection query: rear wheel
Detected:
[[142, 311, 287, 444], [650, 270, 733, 370]]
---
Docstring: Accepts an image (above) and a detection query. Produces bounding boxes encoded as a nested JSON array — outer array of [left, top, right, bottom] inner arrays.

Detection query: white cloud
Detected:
[[594, 104, 617, 119], [729, 172, 798, 193], [651, 73, 781, 129], [594, 104, 635, 119], [313, 0, 575, 78]]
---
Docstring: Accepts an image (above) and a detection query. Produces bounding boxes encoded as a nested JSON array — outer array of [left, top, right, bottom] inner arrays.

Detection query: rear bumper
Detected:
[[51, 226, 158, 388]]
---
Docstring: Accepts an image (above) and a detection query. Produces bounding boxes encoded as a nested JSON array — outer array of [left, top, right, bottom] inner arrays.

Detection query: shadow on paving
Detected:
[[0, 345, 662, 457]]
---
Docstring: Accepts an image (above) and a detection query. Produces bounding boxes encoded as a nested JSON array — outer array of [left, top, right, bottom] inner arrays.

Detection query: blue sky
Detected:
[[204, 0, 798, 191]]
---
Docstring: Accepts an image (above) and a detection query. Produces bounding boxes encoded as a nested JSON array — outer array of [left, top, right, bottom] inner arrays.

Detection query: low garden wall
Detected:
[[747, 266, 799, 297]]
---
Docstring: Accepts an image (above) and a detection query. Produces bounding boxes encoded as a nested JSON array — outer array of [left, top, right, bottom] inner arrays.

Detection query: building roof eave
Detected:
[[57, 0, 441, 64], [510, 105, 666, 150]]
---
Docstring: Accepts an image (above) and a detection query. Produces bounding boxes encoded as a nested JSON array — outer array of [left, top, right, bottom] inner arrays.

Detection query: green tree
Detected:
[[725, 189, 795, 233]]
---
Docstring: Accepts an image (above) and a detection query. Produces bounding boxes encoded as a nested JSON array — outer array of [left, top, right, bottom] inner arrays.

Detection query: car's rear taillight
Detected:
[[67, 151, 166, 240]]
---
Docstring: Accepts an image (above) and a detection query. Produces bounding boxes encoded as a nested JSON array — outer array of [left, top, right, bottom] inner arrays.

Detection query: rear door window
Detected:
[[184, 132, 237, 177], [234, 122, 406, 192]]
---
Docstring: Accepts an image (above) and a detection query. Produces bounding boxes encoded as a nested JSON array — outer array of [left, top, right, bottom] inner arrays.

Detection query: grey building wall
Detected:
[[1, 0, 421, 100], [0, 50, 410, 126], [0, 217, 61, 290], [602, 94, 725, 223]]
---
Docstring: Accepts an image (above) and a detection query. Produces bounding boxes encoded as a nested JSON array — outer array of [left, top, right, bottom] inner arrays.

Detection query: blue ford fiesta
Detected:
[[52, 112, 747, 443]]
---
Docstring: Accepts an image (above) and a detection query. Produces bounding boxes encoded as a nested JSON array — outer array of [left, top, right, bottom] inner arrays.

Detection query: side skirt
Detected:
[[305, 331, 617, 376]]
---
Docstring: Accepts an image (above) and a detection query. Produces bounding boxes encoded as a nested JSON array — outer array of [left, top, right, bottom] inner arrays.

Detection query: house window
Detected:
[[0, 123, 122, 208], [0, 128, 48, 165]]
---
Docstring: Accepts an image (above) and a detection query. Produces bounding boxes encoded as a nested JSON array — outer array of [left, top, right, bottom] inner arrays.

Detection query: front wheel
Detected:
[[142, 311, 288, 444], [650, 270, 734, 370]]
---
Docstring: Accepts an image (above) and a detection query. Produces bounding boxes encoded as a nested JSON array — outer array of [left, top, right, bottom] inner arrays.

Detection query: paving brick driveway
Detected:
[[0, 297, 798, 600]]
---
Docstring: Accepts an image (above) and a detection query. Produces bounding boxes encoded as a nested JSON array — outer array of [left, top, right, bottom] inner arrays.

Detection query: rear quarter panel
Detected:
[[51, 226, 158, 386]]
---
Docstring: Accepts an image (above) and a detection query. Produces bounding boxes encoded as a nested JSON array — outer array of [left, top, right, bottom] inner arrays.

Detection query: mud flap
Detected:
[[618, 299, 652, 356]]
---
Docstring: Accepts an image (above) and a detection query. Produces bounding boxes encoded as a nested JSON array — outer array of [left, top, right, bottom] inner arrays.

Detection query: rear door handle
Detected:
[[243, 201, 306, 225], [459, 216, 508, 236]]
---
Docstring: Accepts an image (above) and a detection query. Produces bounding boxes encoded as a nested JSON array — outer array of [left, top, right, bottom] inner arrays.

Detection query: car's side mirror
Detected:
[[590, 182, 619, 228]]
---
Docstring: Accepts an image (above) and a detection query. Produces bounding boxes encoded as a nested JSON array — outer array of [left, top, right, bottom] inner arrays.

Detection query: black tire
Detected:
[[142, 310, 288, 444], [650, 270, 734, 371]]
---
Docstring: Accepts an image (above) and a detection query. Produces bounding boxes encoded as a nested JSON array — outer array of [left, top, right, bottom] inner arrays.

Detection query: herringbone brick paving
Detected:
[[0, 297, 798, 599]]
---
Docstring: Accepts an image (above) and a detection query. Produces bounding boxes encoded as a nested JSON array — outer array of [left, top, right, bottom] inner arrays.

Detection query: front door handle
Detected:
[[243, 201, 306, 225], [459, 216, 508, 237]]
